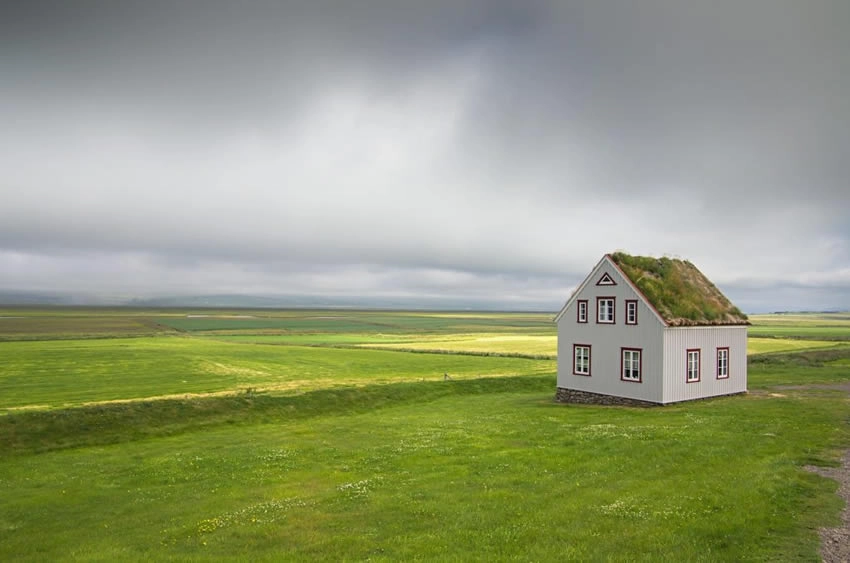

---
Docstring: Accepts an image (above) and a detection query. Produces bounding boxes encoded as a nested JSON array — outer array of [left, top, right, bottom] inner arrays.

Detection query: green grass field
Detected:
[[1, 308, 849, 560], [0, 336, 553, 411], [749, 313, 850, 341]]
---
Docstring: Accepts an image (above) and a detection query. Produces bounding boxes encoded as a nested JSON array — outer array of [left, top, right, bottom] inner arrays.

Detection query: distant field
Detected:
[[750, 313, 850, 326], [211, 332, 558, 357], [747, 337, 847, 355], [210, 333, 845, 358], [749, 313, 850, 341], [0, 314, 174, 339], [155, 311, 554, 334], [0, 336, 554, 412]]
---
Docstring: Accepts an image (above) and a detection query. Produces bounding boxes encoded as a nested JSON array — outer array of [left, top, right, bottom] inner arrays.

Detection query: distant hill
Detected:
[[126, 294, 552, 311], [0, 291, 76, 306], [0, 290, 554, 312]]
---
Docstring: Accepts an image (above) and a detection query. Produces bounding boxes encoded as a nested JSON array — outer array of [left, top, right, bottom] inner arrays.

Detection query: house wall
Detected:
[[557, 258, 666, 404], [661, 326, 748, 403]]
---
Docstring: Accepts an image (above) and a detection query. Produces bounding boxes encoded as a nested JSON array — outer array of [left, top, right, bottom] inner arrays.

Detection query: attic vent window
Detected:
[[596, 272, 617, 286]]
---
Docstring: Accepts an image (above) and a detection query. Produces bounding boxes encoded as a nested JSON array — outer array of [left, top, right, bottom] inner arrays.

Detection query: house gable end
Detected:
[[553, 256, 608, 323], [554, 256, 666, 327]]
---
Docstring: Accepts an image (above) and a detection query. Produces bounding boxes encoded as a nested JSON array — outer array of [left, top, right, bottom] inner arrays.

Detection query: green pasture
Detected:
[[155, 311, 553, 334], [750, 313, 850, 326], [0, 337, 553, 412], [210, 333, 843, 358], [358, 333, 558, 357], [749, 313, 850, 341], [1, 308, 850, 560], [212, 332, 558, 357], [0, 314, 174, 339], [2, 354, 849, 561], [747, 337, 848, 355]]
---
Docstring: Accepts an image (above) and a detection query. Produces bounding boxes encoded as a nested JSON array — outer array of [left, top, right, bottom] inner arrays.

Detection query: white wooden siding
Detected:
[[661, 326, 747, 403], [557, 259, 666, 403]]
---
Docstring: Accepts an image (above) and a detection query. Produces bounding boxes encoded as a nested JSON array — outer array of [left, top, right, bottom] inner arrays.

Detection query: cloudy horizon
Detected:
[[2, 1, 849, 312]]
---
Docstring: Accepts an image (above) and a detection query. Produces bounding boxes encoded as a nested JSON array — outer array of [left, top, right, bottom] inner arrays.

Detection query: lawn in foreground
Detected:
[[1, 377, 846, 561]]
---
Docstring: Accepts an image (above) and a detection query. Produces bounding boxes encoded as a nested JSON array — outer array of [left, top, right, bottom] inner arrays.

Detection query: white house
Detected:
[[554, 253, 749, 405]]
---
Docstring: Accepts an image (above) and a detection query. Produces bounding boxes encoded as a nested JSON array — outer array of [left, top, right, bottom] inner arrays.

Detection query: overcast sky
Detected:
[[1, 1, 849, 311]]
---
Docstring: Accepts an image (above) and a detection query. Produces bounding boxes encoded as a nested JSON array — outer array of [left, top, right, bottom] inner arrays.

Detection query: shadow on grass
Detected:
[[0, 373, 555, 457], [750, 347, 850, 367]]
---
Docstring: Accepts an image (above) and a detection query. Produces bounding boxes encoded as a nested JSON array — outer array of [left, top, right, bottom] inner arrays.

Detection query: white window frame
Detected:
[[625, 300, 637, 325], [716, 348, 729, 379], [621, 348, 641, 382], [687, 349, 701, 382], [577, 300, 588, 323], [573, 345, 591, 376], [597, 297, 615, 324]]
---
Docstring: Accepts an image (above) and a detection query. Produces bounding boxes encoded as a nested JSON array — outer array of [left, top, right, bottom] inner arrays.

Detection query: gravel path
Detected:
[[769, 382, 850, 562], [806, 450, 850, 563]]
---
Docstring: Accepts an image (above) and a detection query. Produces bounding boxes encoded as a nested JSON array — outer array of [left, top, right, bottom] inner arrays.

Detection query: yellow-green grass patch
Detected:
[[0, 336, 554, 411], [358, 332, 557, 357]]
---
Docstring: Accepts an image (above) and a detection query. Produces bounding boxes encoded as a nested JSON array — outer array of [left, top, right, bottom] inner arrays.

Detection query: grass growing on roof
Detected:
[[609, 252, 748, 326]]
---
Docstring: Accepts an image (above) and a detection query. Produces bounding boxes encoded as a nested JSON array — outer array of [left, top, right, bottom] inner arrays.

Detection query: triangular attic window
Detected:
[[596, 272, 617, 286]]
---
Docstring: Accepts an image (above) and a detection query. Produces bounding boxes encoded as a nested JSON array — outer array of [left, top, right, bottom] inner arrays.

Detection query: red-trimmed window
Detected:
[[687, 349, 701, 382], [597, 297, 615, 324], [621, 348, 642, 382], [716, 347, 729, 379], [573, 344, 591, 376], [625, 300, 638, 325], [577, 300, 588, 323]]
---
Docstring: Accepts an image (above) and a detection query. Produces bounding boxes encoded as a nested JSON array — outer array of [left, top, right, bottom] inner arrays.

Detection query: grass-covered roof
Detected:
[[609, 252, 749, 327]]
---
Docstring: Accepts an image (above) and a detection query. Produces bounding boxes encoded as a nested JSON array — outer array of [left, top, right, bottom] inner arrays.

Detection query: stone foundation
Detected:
[[555, 387, 659, 407]]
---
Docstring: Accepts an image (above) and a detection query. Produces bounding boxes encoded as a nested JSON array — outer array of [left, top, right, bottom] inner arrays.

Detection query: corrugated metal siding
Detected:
[[557, 261, 665, 403], [661, 326, 748, 403]]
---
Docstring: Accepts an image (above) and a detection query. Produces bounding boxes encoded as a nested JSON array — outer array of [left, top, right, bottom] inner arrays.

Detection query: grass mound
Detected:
[[0, 374, 554, 457]]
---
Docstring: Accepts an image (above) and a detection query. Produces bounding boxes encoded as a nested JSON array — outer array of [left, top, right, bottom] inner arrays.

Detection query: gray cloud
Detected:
[[1, 1, 849, 311]]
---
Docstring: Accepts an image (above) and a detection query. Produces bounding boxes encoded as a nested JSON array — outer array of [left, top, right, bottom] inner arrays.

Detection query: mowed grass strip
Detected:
[[0, 337, 554, 411], [747, 337, 849, 355], [748, 325, 850, 340], [357, 333, 557, 357], [0, 315, 173, 340], [0, 365, 847, 561], [749, 313, 850, 341], [156, 310, 556, 334], [213, 333, 841, 359]]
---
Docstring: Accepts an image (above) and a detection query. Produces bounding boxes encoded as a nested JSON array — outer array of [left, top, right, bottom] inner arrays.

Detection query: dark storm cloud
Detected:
[[1, 1, 849, 310]]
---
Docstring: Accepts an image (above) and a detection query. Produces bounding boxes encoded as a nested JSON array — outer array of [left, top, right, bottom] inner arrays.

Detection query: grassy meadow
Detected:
[[1, 308, 849, 560]]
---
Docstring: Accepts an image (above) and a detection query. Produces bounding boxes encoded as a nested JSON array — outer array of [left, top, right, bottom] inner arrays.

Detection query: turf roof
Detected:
[[609, 252, 749, 327]]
